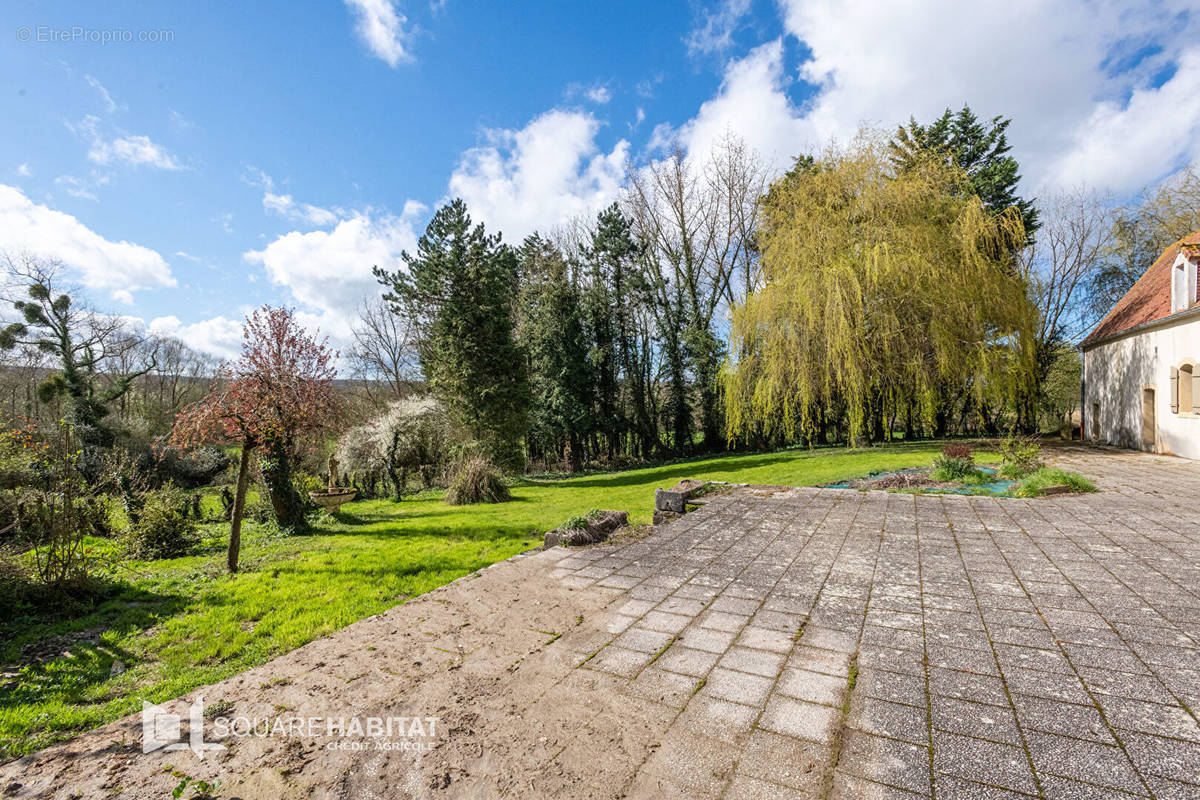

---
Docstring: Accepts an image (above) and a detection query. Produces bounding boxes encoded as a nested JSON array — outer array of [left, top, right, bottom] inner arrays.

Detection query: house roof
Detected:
[[1081, 229, 1200, 348]]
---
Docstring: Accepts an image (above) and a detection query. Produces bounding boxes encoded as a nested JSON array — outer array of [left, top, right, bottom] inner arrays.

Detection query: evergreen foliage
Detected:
[[889, 105, 1039, 238], [0, 264, 156, 447], [516, 234, 593, 471], [375, 199, 530, 470]]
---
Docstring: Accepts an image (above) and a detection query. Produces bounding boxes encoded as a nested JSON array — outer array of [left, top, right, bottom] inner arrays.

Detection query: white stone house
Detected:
[[1081, 230, 1200, 458]]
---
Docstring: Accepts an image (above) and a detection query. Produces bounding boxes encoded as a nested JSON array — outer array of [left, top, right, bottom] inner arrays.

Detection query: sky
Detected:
[[2, 0, 1198, 360]]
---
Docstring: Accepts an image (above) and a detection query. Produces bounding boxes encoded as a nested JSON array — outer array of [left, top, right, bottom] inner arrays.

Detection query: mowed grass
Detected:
[[0, 440, 969, 758]]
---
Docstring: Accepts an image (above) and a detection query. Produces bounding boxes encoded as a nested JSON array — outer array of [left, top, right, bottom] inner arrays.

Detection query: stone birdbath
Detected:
[[310, 453, 357, 512]]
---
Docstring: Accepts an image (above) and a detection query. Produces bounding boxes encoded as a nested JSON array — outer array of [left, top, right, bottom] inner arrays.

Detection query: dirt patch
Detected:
[[0, 547, 646, 799], [6, 626, 107, 670], [825, 467, 997, 492]]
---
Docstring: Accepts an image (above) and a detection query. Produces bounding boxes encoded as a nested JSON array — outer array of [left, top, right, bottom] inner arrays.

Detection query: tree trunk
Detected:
[[261, 443, 308, 529], [228, 442, 254, 573], [566, 432, 582, 472]]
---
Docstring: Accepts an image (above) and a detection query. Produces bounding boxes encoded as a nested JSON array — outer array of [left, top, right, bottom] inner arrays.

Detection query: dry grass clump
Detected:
[[445, 457, 511, 505]]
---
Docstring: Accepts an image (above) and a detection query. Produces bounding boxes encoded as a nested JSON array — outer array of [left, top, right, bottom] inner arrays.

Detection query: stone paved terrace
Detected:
[[4, 446, 1200, 799]]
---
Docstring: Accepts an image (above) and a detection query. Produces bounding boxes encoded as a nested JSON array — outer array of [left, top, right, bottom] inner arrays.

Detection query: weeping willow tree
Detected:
[[724, 135, 1036, 446]]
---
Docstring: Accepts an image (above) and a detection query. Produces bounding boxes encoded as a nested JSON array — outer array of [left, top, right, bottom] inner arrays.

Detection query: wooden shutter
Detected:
[[1170, 367, 1179, 413], [1193, 370, 1200, 413]]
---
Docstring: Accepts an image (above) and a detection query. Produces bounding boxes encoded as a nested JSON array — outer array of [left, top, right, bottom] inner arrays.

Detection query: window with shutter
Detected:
[[1180, 364, 1195, 414], [1193, 370, 1200, 414], [1170, 366, 1179, 413]]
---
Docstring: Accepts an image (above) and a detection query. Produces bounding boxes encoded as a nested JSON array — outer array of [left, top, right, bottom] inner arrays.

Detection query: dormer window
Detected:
[[1173, 251, 1198, 313]]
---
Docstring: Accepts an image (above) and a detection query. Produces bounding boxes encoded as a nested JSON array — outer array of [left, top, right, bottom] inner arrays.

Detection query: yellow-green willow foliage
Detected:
[[723, 137, 1037, 445]]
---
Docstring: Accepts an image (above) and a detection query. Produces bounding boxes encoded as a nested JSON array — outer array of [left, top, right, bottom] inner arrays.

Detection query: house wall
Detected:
[[1083, 317, 1200, 459]]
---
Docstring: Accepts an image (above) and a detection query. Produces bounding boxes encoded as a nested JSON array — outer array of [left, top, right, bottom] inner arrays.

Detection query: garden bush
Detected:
[[246, 490, 275, 524], [0, 551, 31, 621], [123, 484, 199, 559], [940, 443, 973, 461], [121, 438, 232, 489], [445, 457, 511, 505], [930, 454, 982, 482], [998, 435, 1043, 479], [156, 444, 231, 488], [336, 397, 461, 500]]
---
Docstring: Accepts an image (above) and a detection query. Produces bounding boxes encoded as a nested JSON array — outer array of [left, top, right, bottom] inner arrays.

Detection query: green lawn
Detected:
[[0, 440, 974, 759]]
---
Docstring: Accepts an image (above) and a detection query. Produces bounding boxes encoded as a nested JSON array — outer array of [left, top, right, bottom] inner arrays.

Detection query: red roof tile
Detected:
[[1081, 229, 1200, 347]]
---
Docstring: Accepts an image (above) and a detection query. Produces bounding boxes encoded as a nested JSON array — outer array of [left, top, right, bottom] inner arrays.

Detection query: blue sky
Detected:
[[2, 0, 1198, 357]]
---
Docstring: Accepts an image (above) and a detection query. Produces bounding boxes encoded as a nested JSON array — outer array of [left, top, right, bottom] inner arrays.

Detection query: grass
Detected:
[[1011, 466, 1098, 497], [0, 439, 985, 758]]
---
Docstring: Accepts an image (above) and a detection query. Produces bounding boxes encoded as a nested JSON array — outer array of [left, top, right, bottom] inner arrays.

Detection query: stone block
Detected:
[[656, 488, 687, 513]]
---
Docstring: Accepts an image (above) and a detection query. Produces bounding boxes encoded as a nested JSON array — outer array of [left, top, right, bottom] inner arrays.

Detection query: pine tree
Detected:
[[516, 235, 592, 471], [582, 204, 640, 458], [889, 105, 1039, 238], [0, 259, 157, 447], [375, 199, 529, 469]]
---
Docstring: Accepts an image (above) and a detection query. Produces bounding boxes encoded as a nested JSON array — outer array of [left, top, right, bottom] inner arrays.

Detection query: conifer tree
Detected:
[[375, 199, 529, 469], [890, 105, 1039, 238], [516, 235, 592, 470]]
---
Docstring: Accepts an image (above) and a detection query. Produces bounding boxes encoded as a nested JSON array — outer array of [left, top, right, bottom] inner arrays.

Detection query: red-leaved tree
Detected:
[[171, 307, 338, 571]]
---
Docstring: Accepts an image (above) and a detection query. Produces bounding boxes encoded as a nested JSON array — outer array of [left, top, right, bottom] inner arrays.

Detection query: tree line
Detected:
[[363, 107, 1196, 471]]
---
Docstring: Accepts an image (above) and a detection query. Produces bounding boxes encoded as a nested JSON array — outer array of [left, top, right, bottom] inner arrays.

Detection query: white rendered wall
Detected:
[[1083, 317, 1200, 460]]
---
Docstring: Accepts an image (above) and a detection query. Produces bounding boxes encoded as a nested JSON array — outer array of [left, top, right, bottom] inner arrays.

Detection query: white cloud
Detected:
[[448, 109, 629, 240], [635, 76, 662, 98], [15, 164, 31, 177], [661, 40, 808, 172], [586, 85, 612, 104], [247, 167, 342, 226], [775, 0, 1200, 192], [72, 116, 183, 171], [55, 174, 108, 201], [90, 134, 183, 170], [212, 212, 234, 234], [84, 75, 122, 113], [566, 81, 613, 105], [243, 206, 423, 339], [149, 315, 245, 360], [629, 107, 646, 133], [263, 191, 341, 226], [345, 0, 413, 67], [0, 184, 176, 300], [686, 0, 752, 57], [1045, 47, 1200, 192], [168, 110, 194, 130]]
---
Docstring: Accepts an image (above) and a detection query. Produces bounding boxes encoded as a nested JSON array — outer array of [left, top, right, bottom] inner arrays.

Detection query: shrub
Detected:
[[291, 471, 323, 508], [0, 551, 31, 621], [246, 490, 275, 523], [336, 397, 461, 500], [123, 484, 199, 559], [1012, 467, 1096, 498], [998, 435, 1043, 479], [931, 455, 982, 483], [121, 439, 232, 489], [941, 443, 973, 461], [445, 457, 511, 505], [244, 472, 324, 534], [158, 445, 232, 488]]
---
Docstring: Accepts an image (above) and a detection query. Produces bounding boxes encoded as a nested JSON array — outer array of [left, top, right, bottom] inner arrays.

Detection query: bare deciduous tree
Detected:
[[348, 295, 420, 403], [624, 131, 767, 451], [1022, 188, 1117, 347]]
